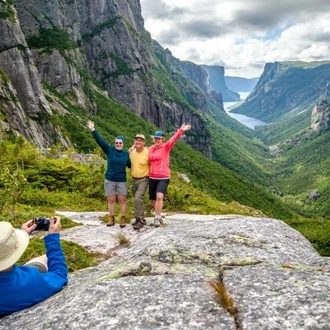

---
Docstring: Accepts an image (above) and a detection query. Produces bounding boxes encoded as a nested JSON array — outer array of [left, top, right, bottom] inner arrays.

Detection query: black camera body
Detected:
[[33, 217, 50, 231]]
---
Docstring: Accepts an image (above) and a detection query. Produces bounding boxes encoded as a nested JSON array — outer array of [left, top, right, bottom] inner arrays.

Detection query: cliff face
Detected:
[[233, 61, 330, 122], [311, 100, 330, 134], [0, 0, 216, 157], [162, 47, 223, 115], [202, 65, 240, 102], [0, 1, 69, 148]]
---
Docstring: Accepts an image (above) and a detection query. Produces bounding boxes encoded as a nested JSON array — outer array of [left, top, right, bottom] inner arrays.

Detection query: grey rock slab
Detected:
[[225, 264, 330, 330], [1, 213, 330, 329], [0, 274, 235, 330]]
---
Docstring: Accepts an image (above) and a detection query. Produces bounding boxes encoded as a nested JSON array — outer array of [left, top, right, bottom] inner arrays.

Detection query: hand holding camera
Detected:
[[33, 217, 51, 231], [25, 216, 61, 233], [48, 216, 61, 234]]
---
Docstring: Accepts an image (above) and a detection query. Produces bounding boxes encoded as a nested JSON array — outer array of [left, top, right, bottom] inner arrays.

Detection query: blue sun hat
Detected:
[[154, 131, 164, 138], [115, 136, 125, 143]]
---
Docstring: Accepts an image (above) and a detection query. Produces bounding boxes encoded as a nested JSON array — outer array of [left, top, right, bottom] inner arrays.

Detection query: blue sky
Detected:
[[140, 0, 330, 78]]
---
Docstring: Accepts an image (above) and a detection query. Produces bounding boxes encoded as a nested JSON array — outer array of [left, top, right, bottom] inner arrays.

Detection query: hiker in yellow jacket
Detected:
[[129, 134, 149, 230]]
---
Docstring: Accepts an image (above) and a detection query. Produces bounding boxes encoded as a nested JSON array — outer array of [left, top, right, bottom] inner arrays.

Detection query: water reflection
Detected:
[[223, 92, 266, 129]]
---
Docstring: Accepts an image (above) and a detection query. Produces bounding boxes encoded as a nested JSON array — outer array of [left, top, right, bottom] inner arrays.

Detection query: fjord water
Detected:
[[223, 92, 266, 129]]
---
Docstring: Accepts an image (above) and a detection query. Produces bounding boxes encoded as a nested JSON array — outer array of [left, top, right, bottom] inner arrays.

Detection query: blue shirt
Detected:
[[0, 233, 68, 317], [92, 130, 131, 182]]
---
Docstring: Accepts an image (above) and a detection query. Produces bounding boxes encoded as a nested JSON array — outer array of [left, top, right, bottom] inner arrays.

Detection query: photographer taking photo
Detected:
[[0, 216, 68, 317]]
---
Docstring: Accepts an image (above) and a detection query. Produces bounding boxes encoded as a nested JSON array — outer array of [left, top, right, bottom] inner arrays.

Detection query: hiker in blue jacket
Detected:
[[87, 120, 131, 228], [0, 216, 68, 317]]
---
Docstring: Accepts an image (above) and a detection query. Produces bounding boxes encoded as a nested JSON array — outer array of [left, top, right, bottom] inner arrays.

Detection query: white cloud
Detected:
[[140, 0, 330, 78]]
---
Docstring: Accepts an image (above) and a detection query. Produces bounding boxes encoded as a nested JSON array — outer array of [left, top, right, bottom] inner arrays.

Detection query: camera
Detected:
[[33, 217, 50, 231]]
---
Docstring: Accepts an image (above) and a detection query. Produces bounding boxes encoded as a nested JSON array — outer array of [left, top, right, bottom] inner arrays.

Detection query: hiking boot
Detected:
[[153, 216, 160, 228], [159, 218, 164, 226], [133, 218, 147, 230], [132, 219, 142, 230], [106, 215, 115, 227], [120, 216, 127, 228]]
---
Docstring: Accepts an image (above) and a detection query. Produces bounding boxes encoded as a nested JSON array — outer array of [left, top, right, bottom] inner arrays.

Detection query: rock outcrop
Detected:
[[311, 100, 330, 134], [1, 212, 329, 329], [0, 0, 215, 157], [202, 65, 240, 102], [233, 61, 330, 123], [0, 1, 70, 148]]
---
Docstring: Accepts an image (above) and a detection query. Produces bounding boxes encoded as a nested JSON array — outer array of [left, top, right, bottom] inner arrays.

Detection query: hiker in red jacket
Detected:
[[148, 123, 191, 227]]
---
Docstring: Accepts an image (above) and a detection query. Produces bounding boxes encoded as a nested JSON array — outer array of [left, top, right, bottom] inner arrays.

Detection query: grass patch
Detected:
[[285, 217, 330, 256], [113, 232, 130, 246], [18, 238, 99, 272]]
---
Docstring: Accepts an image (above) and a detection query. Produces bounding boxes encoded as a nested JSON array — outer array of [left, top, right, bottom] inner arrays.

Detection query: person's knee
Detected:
[[25, 255, 48, 272], [107, 195, 116, 203], [156, 194, 164, 202], [135, 191, 145, 200], [118, 195, 126, 203]]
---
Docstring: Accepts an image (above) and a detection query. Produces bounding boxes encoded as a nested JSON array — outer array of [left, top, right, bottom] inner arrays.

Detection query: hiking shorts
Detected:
[[149, 178, 170, 200], [104, 180, 127, 196]]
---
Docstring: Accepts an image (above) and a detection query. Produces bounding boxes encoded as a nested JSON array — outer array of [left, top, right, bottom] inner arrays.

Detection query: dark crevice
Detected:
[[209, 267, 243, 330], [0, 44, 27, 53]]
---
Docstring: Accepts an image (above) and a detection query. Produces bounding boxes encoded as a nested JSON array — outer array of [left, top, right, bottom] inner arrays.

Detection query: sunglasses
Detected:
[[115, 142, 123, 145]]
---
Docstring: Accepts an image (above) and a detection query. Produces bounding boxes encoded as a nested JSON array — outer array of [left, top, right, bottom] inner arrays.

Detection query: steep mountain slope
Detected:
[[0, 0, 304, 219], [230, 61, 330, 218], [201, 65, 240, 102], [254, 99, 330, 218], [0, 0, 212, 157], [232, 61, 330, 123]]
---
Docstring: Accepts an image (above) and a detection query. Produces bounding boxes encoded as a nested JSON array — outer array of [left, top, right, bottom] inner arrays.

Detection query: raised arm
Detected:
[[87, 120, 95, 131], [165, 123, 191, 150], [180, 123, 191, 131], [44, 216, 68, 284], [87, 120, 110, 153]]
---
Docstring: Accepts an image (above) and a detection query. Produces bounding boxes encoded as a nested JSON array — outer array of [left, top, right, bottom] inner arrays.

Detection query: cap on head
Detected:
[[135, 134, 145, 140], [115, 136, 125, 143], [0, 222, 29, 271], [154, 131, 164, 138]]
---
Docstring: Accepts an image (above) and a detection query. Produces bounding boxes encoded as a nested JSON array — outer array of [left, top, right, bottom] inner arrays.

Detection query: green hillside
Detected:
[[254, 106, 312, 145], [229, 62, 330, 221], [60, 90, 295, 220], [268, 131, 330, 218]]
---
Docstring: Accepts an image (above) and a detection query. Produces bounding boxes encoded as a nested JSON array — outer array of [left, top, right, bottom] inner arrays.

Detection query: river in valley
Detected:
[[223, 92, 266, 129]]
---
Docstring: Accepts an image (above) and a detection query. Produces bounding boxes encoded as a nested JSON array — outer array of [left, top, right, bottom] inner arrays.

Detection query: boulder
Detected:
[[1, 213, 329, 329]]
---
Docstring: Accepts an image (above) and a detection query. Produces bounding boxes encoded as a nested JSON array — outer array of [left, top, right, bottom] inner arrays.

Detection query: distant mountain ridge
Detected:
[[232, 61, 330, 122], [225, 76, 259, 92]]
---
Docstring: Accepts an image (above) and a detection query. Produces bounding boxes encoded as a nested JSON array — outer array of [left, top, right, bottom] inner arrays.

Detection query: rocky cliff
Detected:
[[202, 65, 240, 102], [232, 61, 330, 123], [0, 1, 70, 148], [0, 0, 217, 157], [311, 100, 330, 134], [161, 47, 224, 120], [1, 212, 329, 329]]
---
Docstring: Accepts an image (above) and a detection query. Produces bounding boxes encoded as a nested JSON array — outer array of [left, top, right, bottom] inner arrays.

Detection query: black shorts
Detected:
[[149, 178, 170, 200]]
